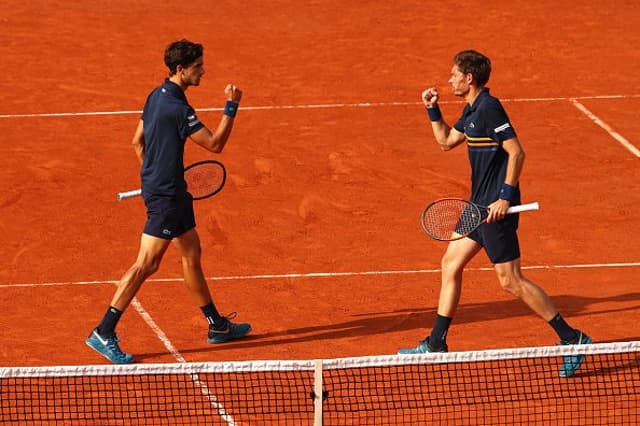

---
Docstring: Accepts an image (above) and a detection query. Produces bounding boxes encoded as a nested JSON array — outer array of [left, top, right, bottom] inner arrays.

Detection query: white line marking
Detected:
[[1, 261, 638, 288], [1, 94, 639, 119], [571, 99, 640, 158], [130, 297, 236, 425], [0, 110, 143, 118], [130, 297, 186, 362]]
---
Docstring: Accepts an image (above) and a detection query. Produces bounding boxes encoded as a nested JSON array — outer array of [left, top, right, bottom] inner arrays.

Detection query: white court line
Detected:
[[129, 297, 236, 425], [571, 99, 640, 158], [0, 94, 639, 119], [1, 261, 639, 288]]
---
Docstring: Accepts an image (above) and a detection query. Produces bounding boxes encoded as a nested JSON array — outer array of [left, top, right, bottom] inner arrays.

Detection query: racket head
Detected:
[[420, 198, 483, 241], [184, 160, 227, 200]]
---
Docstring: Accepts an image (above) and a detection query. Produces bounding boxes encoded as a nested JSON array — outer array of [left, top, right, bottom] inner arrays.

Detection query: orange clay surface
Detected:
[[0, 1, 639, 369]]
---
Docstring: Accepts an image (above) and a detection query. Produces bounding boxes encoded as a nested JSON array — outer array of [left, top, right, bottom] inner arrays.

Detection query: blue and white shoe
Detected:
[[208, 313, 251, 344], [398, 337, 448, 354], [558, 330, 592, 378], [86, 329, 134, 364]]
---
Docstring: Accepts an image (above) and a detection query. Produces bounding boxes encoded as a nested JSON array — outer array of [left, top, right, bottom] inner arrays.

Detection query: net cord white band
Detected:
[[1, 340, 637, 378]]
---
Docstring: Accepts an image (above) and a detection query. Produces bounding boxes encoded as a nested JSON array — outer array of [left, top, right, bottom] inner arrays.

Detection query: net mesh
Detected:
[[184, 161, 226, 199], [1, 342, 638, 425], [421, 199, 482, 240]]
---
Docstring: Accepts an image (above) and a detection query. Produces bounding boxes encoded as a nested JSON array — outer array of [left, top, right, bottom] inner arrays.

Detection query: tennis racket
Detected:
[[420, 198, 539, 241], [117, 160, 227, 201]]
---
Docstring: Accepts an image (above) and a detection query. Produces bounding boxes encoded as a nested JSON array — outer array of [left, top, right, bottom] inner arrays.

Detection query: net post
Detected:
[[313, 359, 324, 426]]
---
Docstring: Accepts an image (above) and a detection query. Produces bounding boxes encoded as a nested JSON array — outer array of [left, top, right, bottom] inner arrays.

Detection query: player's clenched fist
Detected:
[[225, 83, 242, 103], [421, 88, 439, 108]]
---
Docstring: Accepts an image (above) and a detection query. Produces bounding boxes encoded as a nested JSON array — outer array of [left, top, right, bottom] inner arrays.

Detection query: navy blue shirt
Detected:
[[453, 89, 520, 207], [140, 79, 204, 198]]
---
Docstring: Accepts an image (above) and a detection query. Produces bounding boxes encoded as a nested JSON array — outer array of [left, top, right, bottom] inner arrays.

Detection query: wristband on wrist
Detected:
[[426, 105, 442, 122], [223, 100, 239, 117], [499, 182, 517, 201]]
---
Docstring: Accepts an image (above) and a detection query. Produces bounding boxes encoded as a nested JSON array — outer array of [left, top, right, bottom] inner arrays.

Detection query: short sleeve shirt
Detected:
[[140, 79, 204, 198], [453, 89, 520, 207]]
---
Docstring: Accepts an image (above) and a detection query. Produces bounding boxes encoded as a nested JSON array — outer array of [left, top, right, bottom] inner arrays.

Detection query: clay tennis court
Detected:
[[1, 0, 639, 423]]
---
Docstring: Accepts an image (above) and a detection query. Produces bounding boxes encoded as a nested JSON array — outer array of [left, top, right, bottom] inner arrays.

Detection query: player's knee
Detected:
[[497, 274, 522, 296], [134, 257, 161, 278], [177, 240, 202, 260], [181, 254, 202, 269], [441, 256, 463, 279]]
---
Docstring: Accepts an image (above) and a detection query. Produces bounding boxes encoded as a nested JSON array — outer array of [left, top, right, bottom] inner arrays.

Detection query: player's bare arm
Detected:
[[501, 137, 525, 188], [190, 83, 243, 153], [422, 87, 466, 151], [487, 137, 526, 223], [132, 120, 145, 164]]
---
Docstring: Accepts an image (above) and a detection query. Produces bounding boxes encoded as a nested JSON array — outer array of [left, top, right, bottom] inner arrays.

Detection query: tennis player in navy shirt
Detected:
[[398, 50, 590, 378], [86, 39, 250, 364]]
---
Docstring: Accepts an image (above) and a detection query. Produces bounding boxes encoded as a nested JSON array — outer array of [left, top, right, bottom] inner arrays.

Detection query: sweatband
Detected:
[[499, 182, 517, 201], [426, 105, 442, 122], [223, 101, 239, 117]]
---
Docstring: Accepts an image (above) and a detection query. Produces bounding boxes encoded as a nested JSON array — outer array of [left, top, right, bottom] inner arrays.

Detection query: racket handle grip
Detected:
[[117, 189, 142, 201], [507, 201, 539, 214]]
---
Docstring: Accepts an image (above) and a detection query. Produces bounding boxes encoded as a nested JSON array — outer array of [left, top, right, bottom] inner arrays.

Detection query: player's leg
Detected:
[[172, 228, 213, 306], [173, 227, 251, 343], [437, 237, 483, 318], [110, 234, 171, 310], [485, 217, 592, 377], [485, 219, 583, 339], [86, 233, 171, 364], [494, 259, 592, 376], [494, 258, 557, 320], [398, 237, 481, 354], [87, 194, 185, 364]]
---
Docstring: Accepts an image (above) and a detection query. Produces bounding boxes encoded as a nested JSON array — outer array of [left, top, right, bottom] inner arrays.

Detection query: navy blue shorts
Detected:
[[143, 194, 196, 240], [468, 214, 520, 264]]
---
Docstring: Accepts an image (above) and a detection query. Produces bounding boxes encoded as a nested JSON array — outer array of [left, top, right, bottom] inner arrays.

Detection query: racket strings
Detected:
[[421, 199, 481, 240], [185, 163, 225, 199]]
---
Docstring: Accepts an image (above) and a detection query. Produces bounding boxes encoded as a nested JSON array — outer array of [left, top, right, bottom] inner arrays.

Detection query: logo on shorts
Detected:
[[162, 229, 172, 236]]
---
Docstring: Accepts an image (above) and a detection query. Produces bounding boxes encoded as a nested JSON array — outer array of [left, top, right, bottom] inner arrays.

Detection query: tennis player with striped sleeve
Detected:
[[86, 39, 250, 364], [398, 50, 591, 377]]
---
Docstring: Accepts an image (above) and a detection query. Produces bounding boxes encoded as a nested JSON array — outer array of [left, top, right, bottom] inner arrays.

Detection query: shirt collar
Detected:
[[161, 79, 187, 101], [469, 88, 490, 111]]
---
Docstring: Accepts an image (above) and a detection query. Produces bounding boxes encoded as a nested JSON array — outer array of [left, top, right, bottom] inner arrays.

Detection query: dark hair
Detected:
[[454, 50, 491, 87], [164, 39, 203, 75]]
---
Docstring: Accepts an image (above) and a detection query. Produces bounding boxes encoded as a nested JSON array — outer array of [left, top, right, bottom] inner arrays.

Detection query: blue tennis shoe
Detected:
[[86, 329, 135, 364], [558, 330, 592, 378], [208, 313, 251, 344]]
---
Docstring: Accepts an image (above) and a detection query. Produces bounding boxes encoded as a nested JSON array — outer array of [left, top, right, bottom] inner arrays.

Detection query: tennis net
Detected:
[[1, 341, 638, 425]]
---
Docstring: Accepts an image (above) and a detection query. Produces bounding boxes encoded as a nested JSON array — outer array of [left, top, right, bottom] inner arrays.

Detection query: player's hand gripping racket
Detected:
[[117, 160, 227, 201], [421, 198, 539, 241]]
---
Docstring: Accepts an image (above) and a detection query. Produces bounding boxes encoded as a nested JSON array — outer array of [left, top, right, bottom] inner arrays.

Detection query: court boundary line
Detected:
[[571, 99, 640, 157], [129, 297, 236, 425], [1, 94, 639, 119], [1, 261, 638, 288]]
